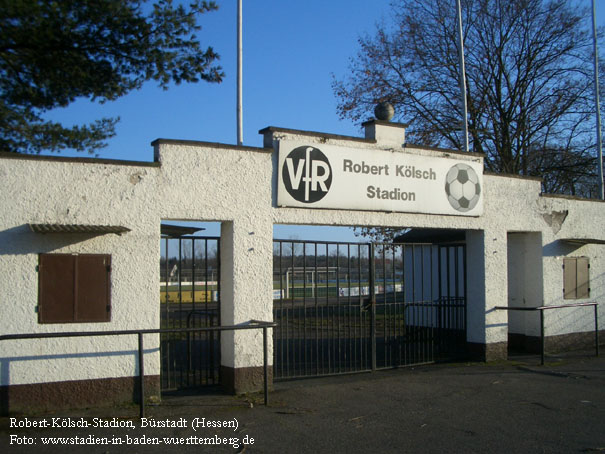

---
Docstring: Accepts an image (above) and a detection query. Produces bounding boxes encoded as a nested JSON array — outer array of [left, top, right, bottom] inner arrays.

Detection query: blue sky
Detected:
[[44, 0, 395, 243], [43, 0, 392, 161], [42, 0, 605, 243]]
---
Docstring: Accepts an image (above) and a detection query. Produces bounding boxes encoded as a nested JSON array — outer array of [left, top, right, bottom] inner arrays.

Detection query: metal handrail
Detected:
[[495, 302, 599, 365], [0, 321, 277, 417]]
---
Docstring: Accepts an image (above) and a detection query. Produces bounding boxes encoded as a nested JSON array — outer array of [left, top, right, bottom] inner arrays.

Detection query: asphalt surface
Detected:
[[2, 350, 604, 453]]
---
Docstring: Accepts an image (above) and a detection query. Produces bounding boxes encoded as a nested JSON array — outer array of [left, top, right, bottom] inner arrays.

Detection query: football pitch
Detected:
[[160, 280, 401, 302]]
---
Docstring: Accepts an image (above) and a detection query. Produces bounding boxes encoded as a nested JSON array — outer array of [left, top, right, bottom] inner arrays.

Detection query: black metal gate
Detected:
[[272, 240, 466, 379], [160, 235, 220, 390]]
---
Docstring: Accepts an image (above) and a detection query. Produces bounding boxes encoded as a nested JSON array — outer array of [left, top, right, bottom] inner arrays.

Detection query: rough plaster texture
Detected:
[[538, 196, 605, 338], [364, 121, 407, 146], [0, 159, 160, 386], [1, 121, 605, 391], [154, 143, 274, 369]]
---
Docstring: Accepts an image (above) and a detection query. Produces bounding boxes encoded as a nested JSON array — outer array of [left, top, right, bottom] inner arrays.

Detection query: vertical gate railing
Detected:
[[436, 244, 467, 357], [273, 239, 467, 380], [373, 242, 436, 369], [273, 240, 372, 378], [160, 235, 220, 390]]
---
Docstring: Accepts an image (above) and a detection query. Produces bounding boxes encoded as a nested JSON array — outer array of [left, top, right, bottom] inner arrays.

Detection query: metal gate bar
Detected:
[[273, 239, 467, 380]]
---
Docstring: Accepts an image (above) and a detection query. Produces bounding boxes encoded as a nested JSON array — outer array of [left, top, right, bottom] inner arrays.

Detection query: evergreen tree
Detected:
[[0, 0, 223, 154]]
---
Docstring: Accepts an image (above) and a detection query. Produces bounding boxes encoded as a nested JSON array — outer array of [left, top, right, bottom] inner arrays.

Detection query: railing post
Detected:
[[370, 243, 376, 371], [540, 309, 545, 366], [595, 304, 599, 357], [138, 332, 145, 418], [263, 326, 269, 406]]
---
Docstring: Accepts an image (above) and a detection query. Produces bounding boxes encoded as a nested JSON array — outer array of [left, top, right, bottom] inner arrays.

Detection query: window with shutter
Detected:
[[563, 257, 590, 300], [38, 254, 111, 323]]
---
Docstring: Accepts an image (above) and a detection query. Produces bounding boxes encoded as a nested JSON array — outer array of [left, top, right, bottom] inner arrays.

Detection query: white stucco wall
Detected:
[[539, 195, 605, 337], [154, 142, 274, 370], [0, 157, 160, 386], [1, 121, 604, 389]]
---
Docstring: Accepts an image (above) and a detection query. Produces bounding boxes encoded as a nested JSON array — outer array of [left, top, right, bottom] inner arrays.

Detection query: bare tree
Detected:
[[334, 0, 600, 196]]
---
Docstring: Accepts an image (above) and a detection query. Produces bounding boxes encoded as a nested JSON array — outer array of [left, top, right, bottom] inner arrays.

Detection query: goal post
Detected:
[[283, 266, 341, 298]]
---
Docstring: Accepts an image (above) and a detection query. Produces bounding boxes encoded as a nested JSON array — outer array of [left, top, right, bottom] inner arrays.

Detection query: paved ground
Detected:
[[2, 351, 604, 453]]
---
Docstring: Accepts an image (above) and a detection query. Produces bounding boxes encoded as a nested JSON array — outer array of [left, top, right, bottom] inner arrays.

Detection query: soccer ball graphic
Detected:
[[445, 163, 481, 212]]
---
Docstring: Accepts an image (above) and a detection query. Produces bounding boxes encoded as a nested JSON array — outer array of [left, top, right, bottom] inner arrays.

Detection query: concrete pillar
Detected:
[[362, 120, 407, 147], [220, 219, 274, 393], [466, 229, 508, 361]]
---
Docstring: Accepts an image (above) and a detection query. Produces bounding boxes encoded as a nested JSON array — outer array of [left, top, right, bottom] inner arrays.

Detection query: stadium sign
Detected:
[[277, 140, 483, 216]]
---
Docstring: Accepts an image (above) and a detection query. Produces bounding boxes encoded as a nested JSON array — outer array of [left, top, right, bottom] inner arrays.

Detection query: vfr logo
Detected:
[[282, 146, 332, 203]]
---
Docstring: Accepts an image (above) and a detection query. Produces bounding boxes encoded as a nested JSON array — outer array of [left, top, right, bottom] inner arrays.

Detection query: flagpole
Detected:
[[237, 0, 243, 146], [592, 0, 604, 199], [456, 0, 469, 152]]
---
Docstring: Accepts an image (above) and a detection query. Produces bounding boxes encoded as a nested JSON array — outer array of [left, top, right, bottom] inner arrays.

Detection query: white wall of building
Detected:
[[0, 122, 604, 391], [0, 157, 160, 386]]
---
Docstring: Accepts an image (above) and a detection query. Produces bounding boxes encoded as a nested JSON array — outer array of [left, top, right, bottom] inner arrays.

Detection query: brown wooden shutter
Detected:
[[563, 257, 590, 300], [75, 255, 111, 322], [576, 257, 590, 299], [39, 254, 76, 323], [38, 253, 111, 323]]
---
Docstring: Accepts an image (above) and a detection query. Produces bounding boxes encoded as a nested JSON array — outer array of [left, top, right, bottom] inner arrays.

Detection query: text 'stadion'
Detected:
[[282, 146, 332, 203]]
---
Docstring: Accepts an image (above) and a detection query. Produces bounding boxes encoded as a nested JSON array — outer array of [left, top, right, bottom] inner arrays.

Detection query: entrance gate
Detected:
[[160, 235, 220, 390], [272, 240, 466, 379]]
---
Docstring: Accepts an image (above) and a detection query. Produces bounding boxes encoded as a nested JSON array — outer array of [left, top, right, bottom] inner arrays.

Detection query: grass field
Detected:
[[160, 281, 402, 302]]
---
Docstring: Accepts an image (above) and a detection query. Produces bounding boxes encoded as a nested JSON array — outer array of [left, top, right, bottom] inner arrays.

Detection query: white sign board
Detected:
[[277, 141, 483, 216]]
